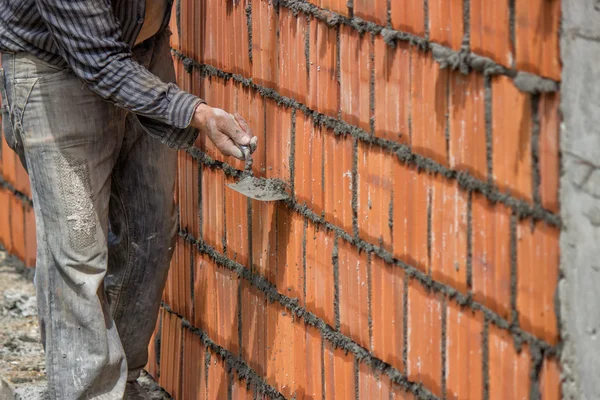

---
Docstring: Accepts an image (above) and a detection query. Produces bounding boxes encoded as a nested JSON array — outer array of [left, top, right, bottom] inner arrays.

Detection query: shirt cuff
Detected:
[[165, 85, 206, 149]]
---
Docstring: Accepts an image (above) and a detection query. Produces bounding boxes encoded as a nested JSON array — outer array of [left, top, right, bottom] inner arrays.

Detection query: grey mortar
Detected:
[[559, 0, 600, 398]]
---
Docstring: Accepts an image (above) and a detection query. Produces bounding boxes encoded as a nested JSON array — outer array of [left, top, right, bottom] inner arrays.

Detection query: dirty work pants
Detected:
[[0, 31, 177, 399]]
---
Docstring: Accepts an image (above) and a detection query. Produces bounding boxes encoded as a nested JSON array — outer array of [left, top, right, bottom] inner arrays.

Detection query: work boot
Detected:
[[124, 381, 151, 400]]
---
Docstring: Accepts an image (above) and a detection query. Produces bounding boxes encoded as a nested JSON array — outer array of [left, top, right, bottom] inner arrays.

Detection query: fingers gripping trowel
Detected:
[[226, 145, 289, 201]]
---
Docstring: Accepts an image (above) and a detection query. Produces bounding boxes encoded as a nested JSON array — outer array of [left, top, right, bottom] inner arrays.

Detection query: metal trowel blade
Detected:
[[226, 176, 289, 201]]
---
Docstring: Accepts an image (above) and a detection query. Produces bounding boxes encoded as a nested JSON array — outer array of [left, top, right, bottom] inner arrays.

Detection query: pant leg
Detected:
[[104, 29, 178, 382], [2, 52, 129, 399]]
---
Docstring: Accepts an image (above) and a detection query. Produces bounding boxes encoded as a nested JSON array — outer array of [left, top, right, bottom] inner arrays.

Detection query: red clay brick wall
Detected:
[[0, 0, 563, 398]]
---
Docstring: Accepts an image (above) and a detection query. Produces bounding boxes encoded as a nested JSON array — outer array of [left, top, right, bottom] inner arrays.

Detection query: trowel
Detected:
[[226, 145, 289, 201]]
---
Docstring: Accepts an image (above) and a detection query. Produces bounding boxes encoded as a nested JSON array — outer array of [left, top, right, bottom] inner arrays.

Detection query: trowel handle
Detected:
[[239, 145, 253, 174]]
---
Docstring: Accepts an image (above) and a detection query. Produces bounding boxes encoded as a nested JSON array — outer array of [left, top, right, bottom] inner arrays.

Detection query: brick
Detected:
[[338, 239, 370, 349], [168, 0, 179, 50], [278, 7, 309, 104], [169, 237, 194, 319], [407, 281, 443, 397], [371, 257, 404, 372], [0, 188, 12, 251], [231, 371, 254, 400], [390, 0, 425, 36], [323, 129, 353, 234], [305, 220, 336, 328], [471, 193, 512, 320], [430, 176, 468, 293], [445, 302, 484, 400], [448, 71, 487, 181], [538, 92, 560, 213], [304, 324, 324, 398], [241, 281, 268, 378], [353, 0, 388, 25], [145, 317, 160, 379], [492, 75, 533, 201], [251, 200, 277, 284], [539, 358, 561, 400], [201, 165, 225, 253], [10, 196, 25, 261], [391, 385, 418, 400], [488, 325, 531, 400], [294, 112, 325, 214], [374, 37, 411, 144], [1, 132, 16, 186], [357, 142, 393, 251], [320, 0, 350, 16], [323, 340, 355, 399], [470, 0, 513, 68], [517, 220, 559, 344], [265, 300, 308, 398], [225, 175, 250, 267], [515, 0, 561, 81], [179, 152, 199, 239], [207, 353, 228, 399], [411, 50, 449, 165], [230, 0, 252, 76], [428, 0, 463, 50], [14, 159, 30, 198], [392, 161, 429, 272], [252, 0, 278, 89], [308, 17, 338, 118], [264, 100, 292, 182], [193, 252, 217, 334], [159, 310, 183, 399], [340, 26, 372, 133], [182, 328, 207, 400], [275, 205, 305, 305], [358, 362, 393, 398]]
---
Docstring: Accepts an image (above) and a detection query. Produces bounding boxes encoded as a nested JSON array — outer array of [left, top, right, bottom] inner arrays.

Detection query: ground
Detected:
[[0, 248, 171, 400]]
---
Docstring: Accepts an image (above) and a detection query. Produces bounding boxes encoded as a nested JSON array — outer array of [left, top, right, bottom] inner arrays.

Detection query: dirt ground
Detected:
[[0, 248, 171, 400]]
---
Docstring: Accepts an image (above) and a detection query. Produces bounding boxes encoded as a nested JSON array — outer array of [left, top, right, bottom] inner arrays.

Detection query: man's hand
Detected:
[[191, 103, 258, 160]]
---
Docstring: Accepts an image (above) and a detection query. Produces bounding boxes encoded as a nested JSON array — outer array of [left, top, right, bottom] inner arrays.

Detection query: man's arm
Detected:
[[34, 0, 254, 156]]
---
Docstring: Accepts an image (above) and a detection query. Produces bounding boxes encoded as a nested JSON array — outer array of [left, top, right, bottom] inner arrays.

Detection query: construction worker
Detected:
[[0, 0, 256, 398]]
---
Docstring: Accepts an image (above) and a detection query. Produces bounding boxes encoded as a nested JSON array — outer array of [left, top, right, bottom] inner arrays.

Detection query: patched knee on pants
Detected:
[[56, 154, 97, 250]]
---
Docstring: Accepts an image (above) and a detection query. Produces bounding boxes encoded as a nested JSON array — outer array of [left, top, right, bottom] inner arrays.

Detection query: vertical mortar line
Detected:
[[484, 75, 493, 185], [290, 109, 297, 199], [155, 310, 163, 379], [386, 0, 392, 27], [190, 249, 196, 323], [302, 218, 308, 304], [441, 298, 448, 400], [222, 181, 228, 256], [528, 344, 544, 400], [247, 197, 253, 274], [352, 137, 359, 239], [466, 191, 473, 290], [305, 15, 311, 83], [198, 162, 203, 241], [462, 0, 471, 51], [205, 349, 211, 396], [227, 367, 233, 400], [509, 213, 519, 328], [402, 274, 409, 371], [354, 356, 360, 400], [336, 25, 342, 121], [482, 316, 489, 400], [408, 47, 413, 145], [237, 280, 243, 357], [367, 252, 373, 350], [508, 0, 516, 69], [423, 0, 430, 40], [321, 335, 326, 400], [179, 321, 185, 398], [388, 191, 394, 249], [445, 74, 451, 161], [176, 0, 182, 45], [333, 234, 341, 331], [530, 94, 542, 207], [246, 2, 253, 62], [369, 33, 376, 136], [427, 188, 433, 275]]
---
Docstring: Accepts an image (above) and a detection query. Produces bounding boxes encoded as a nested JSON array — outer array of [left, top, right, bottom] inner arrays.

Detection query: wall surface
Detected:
[[0, 0, 567, 398], [559, 0, 600, 399]]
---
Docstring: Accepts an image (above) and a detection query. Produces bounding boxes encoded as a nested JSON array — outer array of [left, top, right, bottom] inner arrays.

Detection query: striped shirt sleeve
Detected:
[[33, 0, 204, 148]]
